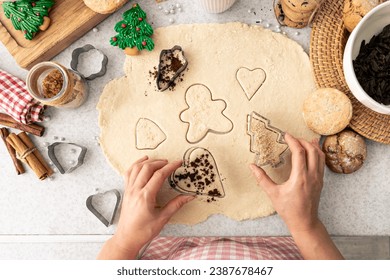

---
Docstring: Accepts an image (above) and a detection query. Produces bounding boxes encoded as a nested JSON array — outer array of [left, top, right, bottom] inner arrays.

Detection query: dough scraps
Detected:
[[97, 22, 318, 225]]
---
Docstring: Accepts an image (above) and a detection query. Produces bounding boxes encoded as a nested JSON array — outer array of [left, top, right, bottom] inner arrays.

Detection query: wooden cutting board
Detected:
[[0, 0, 110, 69]]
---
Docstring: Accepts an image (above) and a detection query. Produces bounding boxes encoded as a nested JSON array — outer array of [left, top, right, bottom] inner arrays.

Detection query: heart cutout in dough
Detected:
[[86, 189, 121, 227], [236, 67, 266, 100], [169, 147, 225, 198]]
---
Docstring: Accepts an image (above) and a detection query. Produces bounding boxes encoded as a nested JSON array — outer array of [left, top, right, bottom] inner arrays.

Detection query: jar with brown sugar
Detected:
[[26, 62, 88, 108]]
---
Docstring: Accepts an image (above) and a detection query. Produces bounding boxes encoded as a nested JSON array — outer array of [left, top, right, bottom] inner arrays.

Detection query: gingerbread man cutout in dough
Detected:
[[180, 84, 233, 144]]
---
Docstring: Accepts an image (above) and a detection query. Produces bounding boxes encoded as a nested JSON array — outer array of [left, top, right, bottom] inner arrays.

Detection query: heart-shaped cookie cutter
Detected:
[[169, 147, 225, 198], [47, 142, 87, 174], [157, 45, 188, 91], [86, 189, 121, 227], [70, 44, 108, 80]]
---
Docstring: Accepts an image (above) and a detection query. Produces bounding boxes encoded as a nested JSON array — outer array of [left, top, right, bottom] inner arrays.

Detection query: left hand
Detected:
[[112, 156, 196, 253]]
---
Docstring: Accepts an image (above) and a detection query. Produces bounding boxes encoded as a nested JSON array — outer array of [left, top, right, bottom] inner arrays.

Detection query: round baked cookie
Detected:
[[281, 0, 313, 23], [302, 88, 353, 135], [282, 0, 320, 13], [83, 0, 127, 14], [322, 130, 367, 174], [275, 2, 308, 28], [343, 0, 385, 32]]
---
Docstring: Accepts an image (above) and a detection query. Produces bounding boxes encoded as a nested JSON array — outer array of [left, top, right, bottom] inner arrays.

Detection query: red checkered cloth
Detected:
[[140, 237, 302, 260], [0, 69, 44, 124]]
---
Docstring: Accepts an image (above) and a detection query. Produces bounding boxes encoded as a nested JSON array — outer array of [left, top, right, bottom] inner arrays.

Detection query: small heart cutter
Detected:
[[157, 45, 188, 91], [86, 189, 121, 227], [70, 44, 108, 80], [47, 142, 87, 174]]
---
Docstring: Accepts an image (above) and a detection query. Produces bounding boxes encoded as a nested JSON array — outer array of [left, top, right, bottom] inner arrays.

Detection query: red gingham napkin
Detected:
[[0, 69, 44, 124], [140, 236, 303, 260]]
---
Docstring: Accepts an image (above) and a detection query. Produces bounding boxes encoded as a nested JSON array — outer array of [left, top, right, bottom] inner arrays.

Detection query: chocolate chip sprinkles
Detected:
[[353, 24, 390, 105], [169, 148, 225, 203]]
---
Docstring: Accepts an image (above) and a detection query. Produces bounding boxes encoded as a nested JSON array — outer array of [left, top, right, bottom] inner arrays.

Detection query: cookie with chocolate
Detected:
[[281, 0, 313, 23], [275, 2, 308, 28], [282, 0, 320, 13]]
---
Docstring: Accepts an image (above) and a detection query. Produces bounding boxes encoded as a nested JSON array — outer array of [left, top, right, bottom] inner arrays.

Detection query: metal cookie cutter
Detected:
[[157, 45, 188, 91], [86, 189, 121, 227], [70, 44, 108, 80], [47, 142, 87, 174]]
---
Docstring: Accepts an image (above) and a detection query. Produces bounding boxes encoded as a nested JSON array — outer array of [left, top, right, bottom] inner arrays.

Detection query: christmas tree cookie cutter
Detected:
[[70, 44, 108, 80], [247, 112, 289, 168], [157, 45, 188, 91], [47, 142, 87, 174], [86, 189, 121, 227], [169, 147, 225, 199]]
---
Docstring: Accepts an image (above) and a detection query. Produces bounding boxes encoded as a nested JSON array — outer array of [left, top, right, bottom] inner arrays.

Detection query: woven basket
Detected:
[[310, 0, 390, 144]]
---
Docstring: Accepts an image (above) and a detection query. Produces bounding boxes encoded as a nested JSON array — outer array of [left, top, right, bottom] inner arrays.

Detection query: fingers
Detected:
[[123, 155, 148, 187], [285, 133, 307, 175], [298, 139, 319, 175], [146, 160, 183, 197], [133, 160, 169, 189], [249, 164, 277, 194], [161, 195, 196, 220], [311, 138, 325, 179]]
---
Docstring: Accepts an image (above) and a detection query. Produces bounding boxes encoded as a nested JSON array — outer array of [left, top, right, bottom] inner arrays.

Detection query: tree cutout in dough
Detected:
[[236, 67, 266, 100], [169, 147, 225, 200], [180, 84, 233, 144], [135, 118, 167, 150], [247, 112, 289, 167]]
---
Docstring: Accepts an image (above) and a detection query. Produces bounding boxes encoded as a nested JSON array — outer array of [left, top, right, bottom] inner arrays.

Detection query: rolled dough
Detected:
[[97, 22, 318, 225]]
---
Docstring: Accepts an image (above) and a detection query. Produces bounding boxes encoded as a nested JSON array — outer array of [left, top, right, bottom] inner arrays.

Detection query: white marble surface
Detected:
[[0, 0, 390, 259]]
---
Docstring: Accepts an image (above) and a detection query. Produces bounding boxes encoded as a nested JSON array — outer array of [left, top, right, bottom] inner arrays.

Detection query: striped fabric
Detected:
[[140, 237, 302, 260], [0, 69, 44, 124]]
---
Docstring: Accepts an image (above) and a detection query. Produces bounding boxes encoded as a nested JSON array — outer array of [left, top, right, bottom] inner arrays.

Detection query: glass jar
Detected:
[[26, 61, 88, 108]]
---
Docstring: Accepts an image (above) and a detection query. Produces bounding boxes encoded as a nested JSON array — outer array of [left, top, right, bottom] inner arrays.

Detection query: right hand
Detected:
[[250, 133, 325, 233]]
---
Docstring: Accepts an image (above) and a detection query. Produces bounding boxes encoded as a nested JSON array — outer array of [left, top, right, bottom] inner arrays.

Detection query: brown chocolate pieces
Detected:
[[157, 45, 188, 91], [353, 24, 390, 105], [169, 147, 225, 200]]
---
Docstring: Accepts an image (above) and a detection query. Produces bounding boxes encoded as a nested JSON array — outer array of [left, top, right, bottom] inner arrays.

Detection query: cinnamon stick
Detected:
[[18, 132, 53, 177], [0, 113, 45, 137], [6, 132, 52, 180], [0, 127, 25, 175]]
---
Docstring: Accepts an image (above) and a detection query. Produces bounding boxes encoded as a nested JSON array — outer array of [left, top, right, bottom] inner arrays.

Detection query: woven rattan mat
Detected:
[[310, 0, 390, 144]]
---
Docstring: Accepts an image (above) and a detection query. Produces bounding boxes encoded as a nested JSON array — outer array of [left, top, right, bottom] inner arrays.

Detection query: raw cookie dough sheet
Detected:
[[97, 22, 318, 224]]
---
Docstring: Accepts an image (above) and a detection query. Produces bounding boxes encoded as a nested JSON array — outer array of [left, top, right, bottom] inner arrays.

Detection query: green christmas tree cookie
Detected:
[[110, 3, 154, 56], [2, 0, 55, 40]]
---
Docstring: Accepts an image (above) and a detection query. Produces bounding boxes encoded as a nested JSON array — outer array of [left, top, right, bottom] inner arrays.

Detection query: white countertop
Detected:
[[1, 0, 389, 259]]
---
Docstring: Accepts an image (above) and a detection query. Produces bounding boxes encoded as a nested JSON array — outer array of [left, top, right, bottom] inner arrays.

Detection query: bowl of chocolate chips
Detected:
[[343, 1, 390, 115]]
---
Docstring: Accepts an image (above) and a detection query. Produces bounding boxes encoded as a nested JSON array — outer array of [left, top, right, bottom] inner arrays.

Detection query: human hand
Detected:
[[113, 156, 196, 253], [250, 133, 325, 234]]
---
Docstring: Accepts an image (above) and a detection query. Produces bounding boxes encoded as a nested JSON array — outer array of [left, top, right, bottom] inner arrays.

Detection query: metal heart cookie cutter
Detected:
[[169, 147, 225, 198], [47, 142, 87, 174], [157, 45, 188, 91], [70, 44, 108, 80], [86, 189, 121, 227]]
